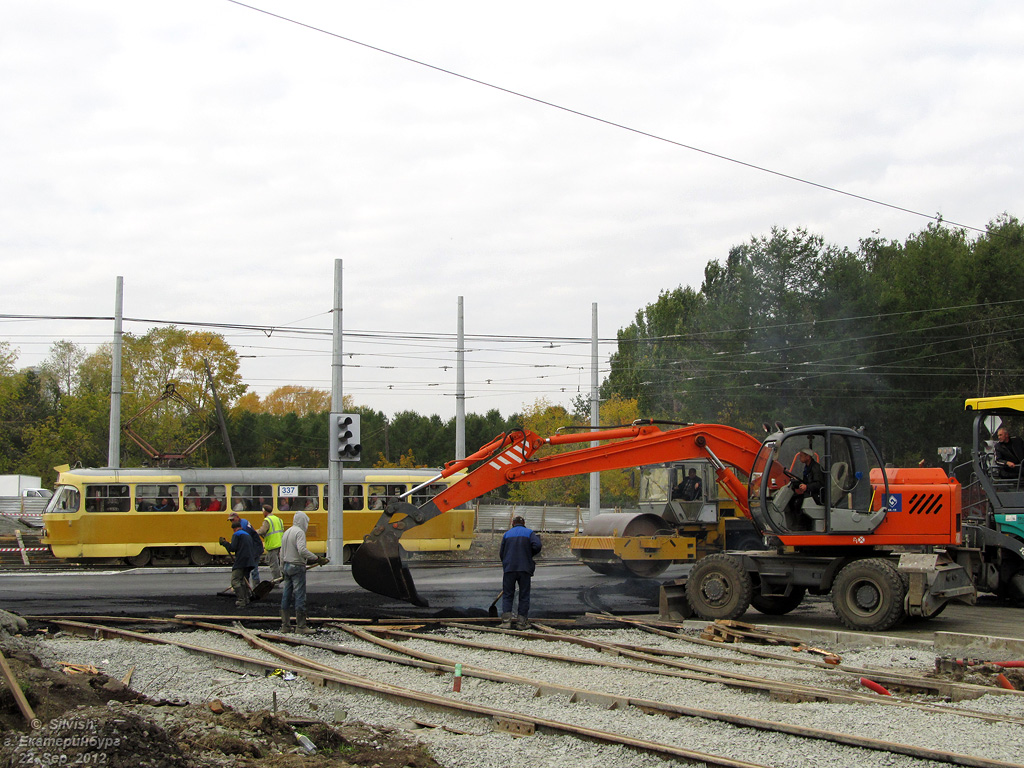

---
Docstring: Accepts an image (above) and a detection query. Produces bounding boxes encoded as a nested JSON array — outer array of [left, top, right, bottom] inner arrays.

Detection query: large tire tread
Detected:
[[686, 553, 753, 620], [831, 557, 906, 631]]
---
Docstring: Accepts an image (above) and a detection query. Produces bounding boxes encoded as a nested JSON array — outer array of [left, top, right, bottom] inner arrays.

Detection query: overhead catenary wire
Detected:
[[222, 0, 987, 236]]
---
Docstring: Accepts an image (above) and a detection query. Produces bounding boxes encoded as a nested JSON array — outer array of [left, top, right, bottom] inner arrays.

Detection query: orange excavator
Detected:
[[351, 420, 977, 631]]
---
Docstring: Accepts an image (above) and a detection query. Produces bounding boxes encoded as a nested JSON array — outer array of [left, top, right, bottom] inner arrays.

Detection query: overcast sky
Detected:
[[3, 1, 1022, 420]]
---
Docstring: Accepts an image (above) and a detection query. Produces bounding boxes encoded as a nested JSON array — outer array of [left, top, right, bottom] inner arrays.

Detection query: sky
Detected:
[[3, 1, 1023, 420]]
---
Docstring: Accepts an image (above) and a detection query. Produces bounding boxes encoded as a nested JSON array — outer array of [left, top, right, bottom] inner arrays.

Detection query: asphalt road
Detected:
[[2, 561, 1022, 642]]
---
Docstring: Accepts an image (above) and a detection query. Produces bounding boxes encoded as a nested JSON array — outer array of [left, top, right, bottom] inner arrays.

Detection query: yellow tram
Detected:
[[41, 466, 475, 566]]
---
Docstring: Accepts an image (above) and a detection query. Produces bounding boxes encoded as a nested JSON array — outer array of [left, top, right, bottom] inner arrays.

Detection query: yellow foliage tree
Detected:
[[374, 449, 425, 469], [506, 396, 641, 506], [234, 388, 350, 416]]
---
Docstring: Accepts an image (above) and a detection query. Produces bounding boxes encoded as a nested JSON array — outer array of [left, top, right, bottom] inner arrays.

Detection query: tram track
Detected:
[[34, 615, 1024, 768]]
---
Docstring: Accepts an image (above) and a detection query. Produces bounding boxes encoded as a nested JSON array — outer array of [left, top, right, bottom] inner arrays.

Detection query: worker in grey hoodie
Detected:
[[279, 510, 326, 634]]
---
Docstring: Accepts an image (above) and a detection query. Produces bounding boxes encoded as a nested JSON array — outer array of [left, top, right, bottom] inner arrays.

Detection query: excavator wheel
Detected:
[[831, 557, 906, 631], [686, 553, 753, 620]]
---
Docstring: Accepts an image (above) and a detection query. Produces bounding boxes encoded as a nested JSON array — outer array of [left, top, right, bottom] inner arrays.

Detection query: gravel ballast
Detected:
[[7, 622, 1024, 768]]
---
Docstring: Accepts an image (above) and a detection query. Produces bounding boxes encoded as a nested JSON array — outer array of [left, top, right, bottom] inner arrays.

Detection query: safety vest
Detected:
[[264, 514, 284, 550]]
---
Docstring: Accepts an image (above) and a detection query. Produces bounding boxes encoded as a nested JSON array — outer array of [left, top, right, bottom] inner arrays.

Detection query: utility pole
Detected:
[[107, 276, 124, 468], [589, 303, 600, 521], [456, 296, 466, 460], [327, 259, 344, 564]]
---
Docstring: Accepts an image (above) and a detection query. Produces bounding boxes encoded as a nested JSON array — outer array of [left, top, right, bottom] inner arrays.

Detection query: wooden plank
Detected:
[[0, 649, 37, 726]]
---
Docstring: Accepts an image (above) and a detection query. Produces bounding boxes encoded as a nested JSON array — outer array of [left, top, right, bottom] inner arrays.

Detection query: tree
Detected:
[[40, 340, 87, 399], [116, 328, 246, 464]]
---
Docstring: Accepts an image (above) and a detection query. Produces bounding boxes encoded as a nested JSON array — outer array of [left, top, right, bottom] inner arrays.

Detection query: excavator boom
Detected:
[[350, 422, 764, 604]]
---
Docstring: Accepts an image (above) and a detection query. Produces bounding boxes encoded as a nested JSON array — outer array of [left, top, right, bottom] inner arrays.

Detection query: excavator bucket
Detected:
[[350, 524, 429, 607]]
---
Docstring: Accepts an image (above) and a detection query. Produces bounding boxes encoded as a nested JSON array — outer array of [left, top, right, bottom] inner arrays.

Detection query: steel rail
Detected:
[[46, 618, 770, 768], [321, 621, 1024, 768], [50, 617, 1024, 768], [586, 613, 1024, 702], [440, 620, 1024, 728], [369, 623, 1024, 726]]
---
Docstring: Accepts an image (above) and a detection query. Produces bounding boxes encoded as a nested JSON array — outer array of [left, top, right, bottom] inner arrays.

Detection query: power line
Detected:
[[223, 0, 987, 235]]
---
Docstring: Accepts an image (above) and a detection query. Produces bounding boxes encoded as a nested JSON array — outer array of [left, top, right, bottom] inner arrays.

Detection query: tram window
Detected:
[[204, 486, 227, 511], [230, 484, 272, 513], [136, 484, 180, 512], [343, 484, 363, 510], [299, 484, 319, 511], [388, 484, 406, 497], [410, 483, 446, 507], [84, 485, 130, 513], [184, 486, 204, 511], [50, 486, 80, 513], [367, 485, 388, 510]]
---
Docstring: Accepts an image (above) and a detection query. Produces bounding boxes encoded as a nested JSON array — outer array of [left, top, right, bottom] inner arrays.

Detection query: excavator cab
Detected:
[[748, 426, 887, 538]]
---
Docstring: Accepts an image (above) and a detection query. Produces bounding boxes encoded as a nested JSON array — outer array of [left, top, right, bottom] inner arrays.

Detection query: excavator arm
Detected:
[[350, 421, 765, 605]]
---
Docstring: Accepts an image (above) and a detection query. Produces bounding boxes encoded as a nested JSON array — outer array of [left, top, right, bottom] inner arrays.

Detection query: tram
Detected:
[[41, 465, 475, 566]]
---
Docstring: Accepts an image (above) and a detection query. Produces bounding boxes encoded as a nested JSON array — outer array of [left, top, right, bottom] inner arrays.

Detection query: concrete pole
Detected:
[[107, 276, 124, 468], [327, 259, 344, 564], [589, 303, 600, 521], [456, 296, 466, 460]]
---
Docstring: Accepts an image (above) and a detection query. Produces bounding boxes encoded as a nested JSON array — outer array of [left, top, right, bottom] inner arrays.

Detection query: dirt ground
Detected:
[[0, 624, 441, 768]]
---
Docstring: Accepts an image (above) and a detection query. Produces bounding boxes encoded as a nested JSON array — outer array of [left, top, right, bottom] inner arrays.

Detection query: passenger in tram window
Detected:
[[304, 497, 318, 511], [185, 489, 202, 511], [163, 487, 179, 511], [151, 497, 172, 512], [278, 497, 292, 512], [86, 488, 102, 513], [207, 489, 224, 512]]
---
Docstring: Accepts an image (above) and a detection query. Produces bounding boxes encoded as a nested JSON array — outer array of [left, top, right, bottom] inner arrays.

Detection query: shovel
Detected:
[[487, 591, 503, 618], [251, 560, 326, 601]]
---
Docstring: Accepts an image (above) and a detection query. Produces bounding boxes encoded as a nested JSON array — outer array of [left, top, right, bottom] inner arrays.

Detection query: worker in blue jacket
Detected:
[[499, 515, 542, 630]]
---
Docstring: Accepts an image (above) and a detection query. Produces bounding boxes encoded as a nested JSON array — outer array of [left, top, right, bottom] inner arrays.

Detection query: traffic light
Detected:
[[330, 413, 361, 462]]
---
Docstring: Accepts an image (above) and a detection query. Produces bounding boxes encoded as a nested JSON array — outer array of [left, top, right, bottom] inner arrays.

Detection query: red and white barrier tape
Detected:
[[0, 547, 49, 552]]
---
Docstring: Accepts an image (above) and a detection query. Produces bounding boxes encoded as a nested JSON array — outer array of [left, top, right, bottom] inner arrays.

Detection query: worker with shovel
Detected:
[[499, 516, 542, 630], [219, 517, 258, 608], [280, 511, 327, 634]]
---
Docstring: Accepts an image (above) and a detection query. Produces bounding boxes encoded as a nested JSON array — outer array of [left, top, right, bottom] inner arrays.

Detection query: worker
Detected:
[[498, 515, 542, 630], [279, 511, 327, 634], [219, 516, 257, 608], [257, 503, 284, 581], [995, 427, 1024, 480], [228, 511, 263, 584], [791, 450, 826, 509], [672, 468, 702, 501]]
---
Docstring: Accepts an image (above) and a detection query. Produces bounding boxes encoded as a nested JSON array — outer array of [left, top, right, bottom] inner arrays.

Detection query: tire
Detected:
[[124, 548, 152, 567], [751, 586, 806, 616], [189, 546, 213, 566], [831, 558, 907, 631], [686, 554, 753, 620]]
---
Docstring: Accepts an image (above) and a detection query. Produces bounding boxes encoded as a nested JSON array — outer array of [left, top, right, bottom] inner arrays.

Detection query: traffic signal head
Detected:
[[330, 413, 362, 462]]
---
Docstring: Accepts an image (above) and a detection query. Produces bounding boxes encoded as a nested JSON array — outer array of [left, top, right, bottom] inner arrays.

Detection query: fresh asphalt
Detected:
[[1, 561, 1021, 643]]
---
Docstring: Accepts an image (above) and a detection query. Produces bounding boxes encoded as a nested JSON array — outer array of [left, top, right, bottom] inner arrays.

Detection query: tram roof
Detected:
[[964, 395, 1024, 413]]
